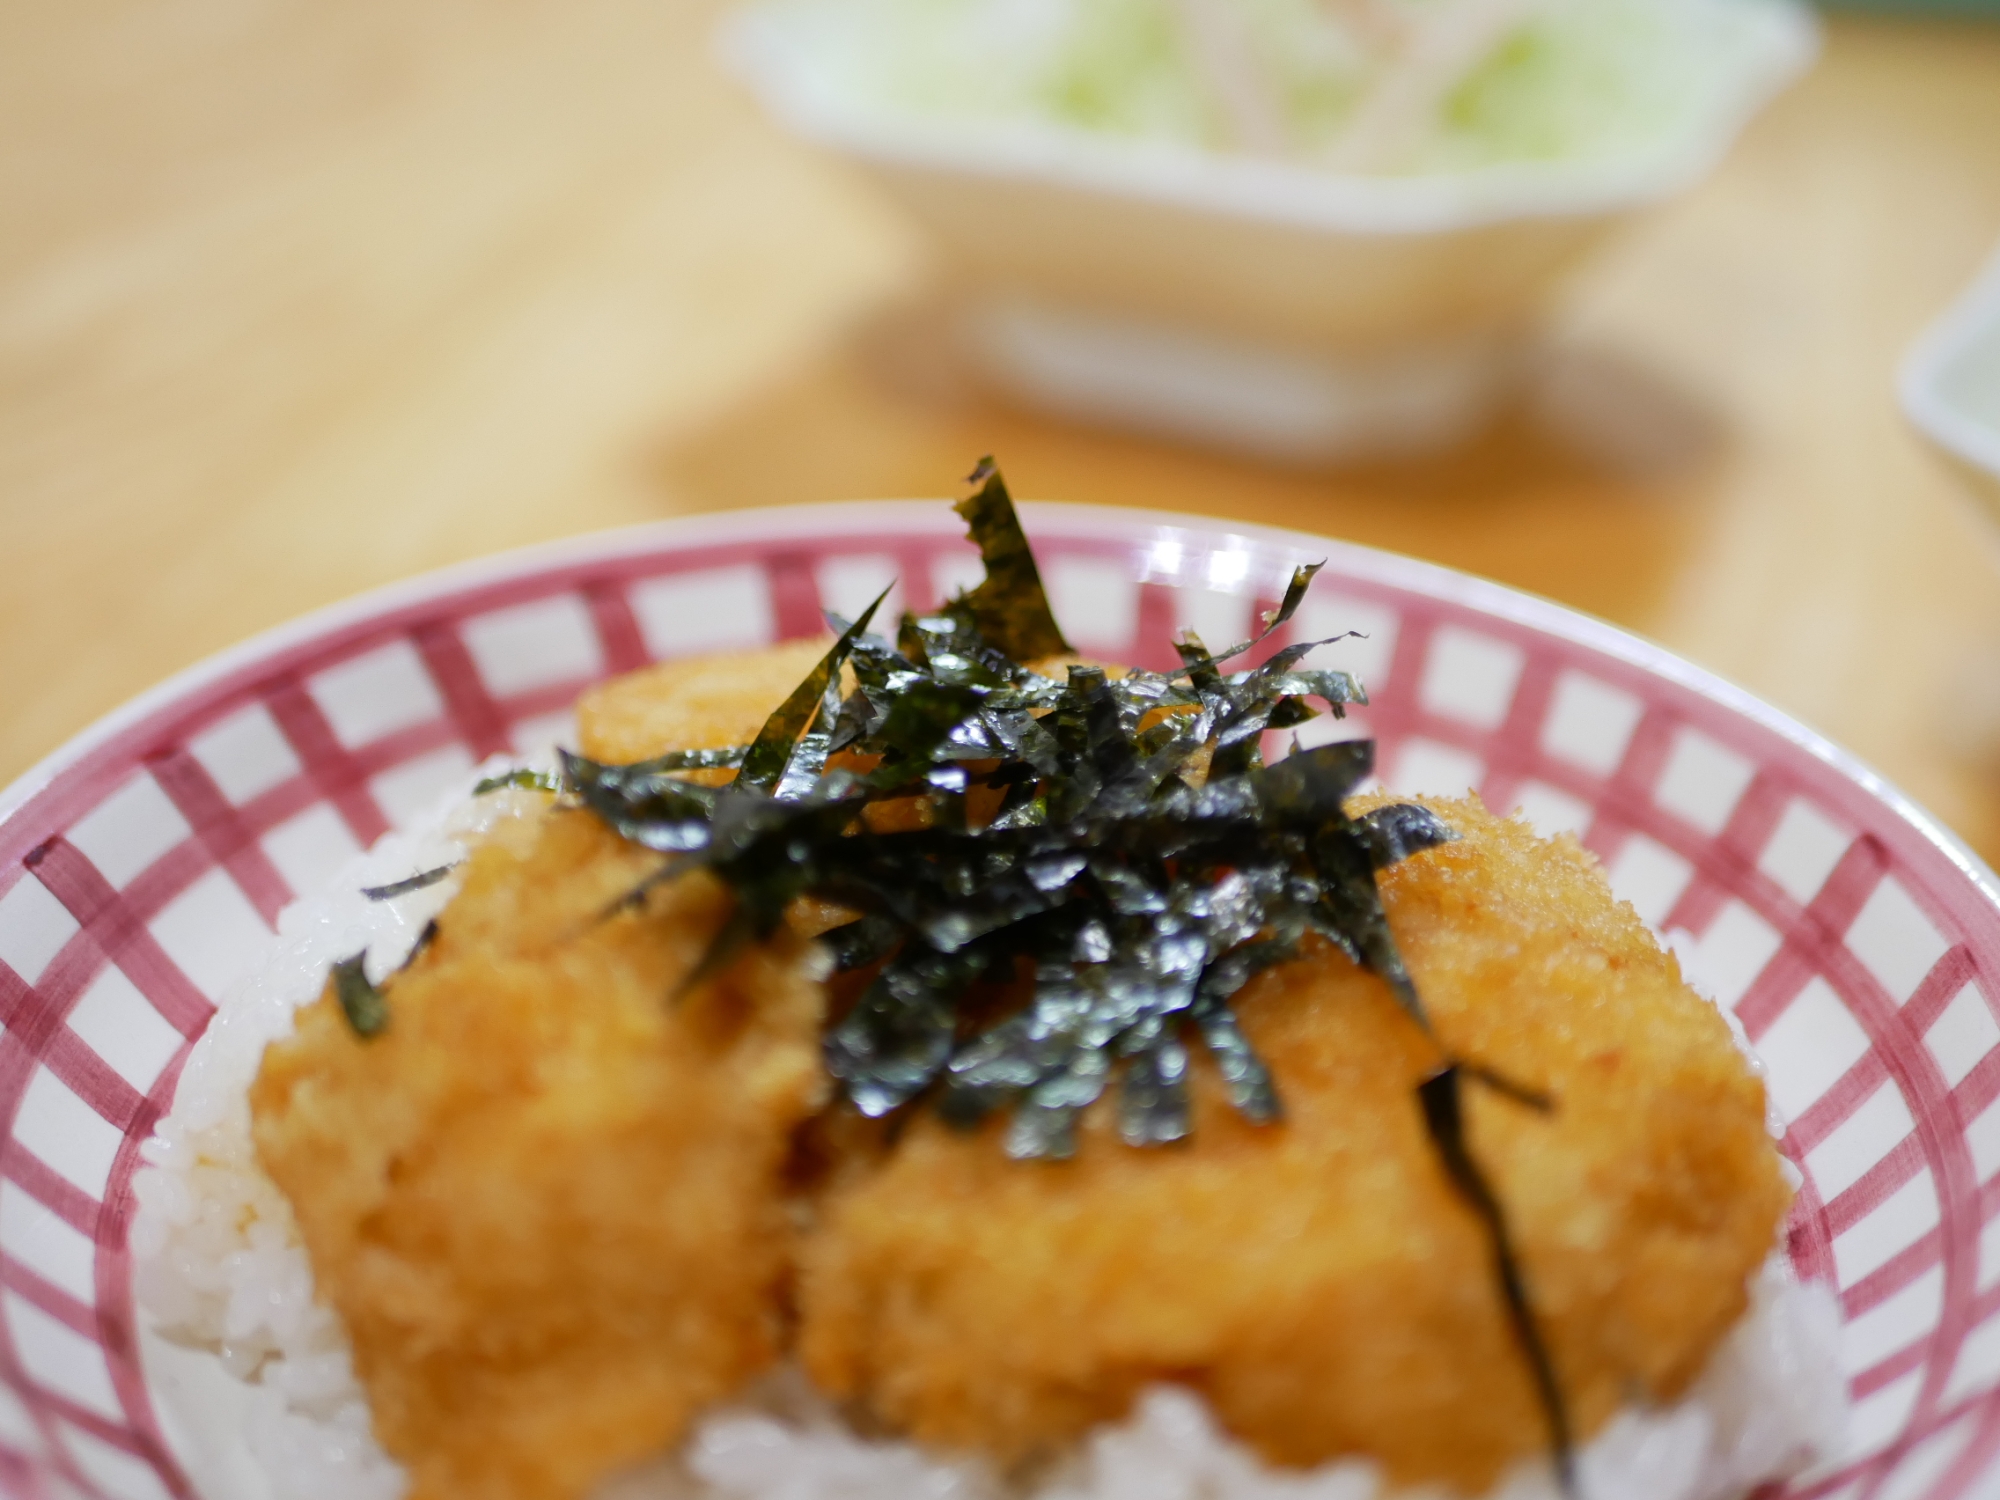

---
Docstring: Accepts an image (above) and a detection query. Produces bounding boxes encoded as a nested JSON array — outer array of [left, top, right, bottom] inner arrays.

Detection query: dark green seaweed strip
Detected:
[[599, 858, 685, 920], [561, 750, 716, 854], [474, 768, 563, 795], [1459, 1063, 1556, 1113], [827, 946, 992, 1117], [1170, 560, 1325, 679], [819, 914, 902, 973], [1260, 561, 1322, 639], [459, 468, 1464, 1170], [951, 458, 1071, 662], [397, 919, 439, 974], [1355, 802, 1456, 868], [670, 904, 760, 1002], [737, 589, 890, 794], [627, 746, 749, 774], [331, 953, 390, 1039], [360, 865, 458, 901], [1417, 1066, 1574, 1497]]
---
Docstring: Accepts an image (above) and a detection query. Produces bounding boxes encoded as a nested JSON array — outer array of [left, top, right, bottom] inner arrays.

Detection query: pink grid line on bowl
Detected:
[[1, 502, 1998, 1500]]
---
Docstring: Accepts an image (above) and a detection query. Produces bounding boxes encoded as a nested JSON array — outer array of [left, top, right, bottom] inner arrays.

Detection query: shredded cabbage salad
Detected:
[[756, 0, 1806, 175]]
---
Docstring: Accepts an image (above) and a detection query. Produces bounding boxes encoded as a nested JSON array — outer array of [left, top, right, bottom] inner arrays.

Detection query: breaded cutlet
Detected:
[[794, 795, 1790, 1492], [253, 641, 1789, 1498], [251, 806, 827, 1500]]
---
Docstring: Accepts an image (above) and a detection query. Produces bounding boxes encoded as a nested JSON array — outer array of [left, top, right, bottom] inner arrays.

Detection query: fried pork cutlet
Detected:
[[795, 795, 1791, 1494], [250, 639, 843, 1500], [249, 805, 827, 1500], [253, 637, 1791, 1500]]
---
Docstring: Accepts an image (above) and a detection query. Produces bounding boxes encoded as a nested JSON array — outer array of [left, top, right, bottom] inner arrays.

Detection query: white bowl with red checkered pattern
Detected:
[[0, 502, 1995, 1500]]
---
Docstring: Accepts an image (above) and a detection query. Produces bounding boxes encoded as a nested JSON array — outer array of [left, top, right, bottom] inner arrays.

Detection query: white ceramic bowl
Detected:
[[722, 3, 1818, 460], [1901, 243, 2000, 522], [1, 502, 1998, 1499]]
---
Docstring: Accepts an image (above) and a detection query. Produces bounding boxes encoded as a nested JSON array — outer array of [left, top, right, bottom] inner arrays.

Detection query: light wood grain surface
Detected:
[[5, 4, 2000, 857]]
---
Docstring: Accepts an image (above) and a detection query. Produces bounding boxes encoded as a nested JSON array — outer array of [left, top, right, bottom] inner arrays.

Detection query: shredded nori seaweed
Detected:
[[950, 457, 1071, 662], [474, 767, 564, 795], [331, 953, 390, 1038], [401, 918, 440, 972], [360, 864, 458, 901], [1419, 1066, 1574, 1489], [442, 460, 1573, 1485]]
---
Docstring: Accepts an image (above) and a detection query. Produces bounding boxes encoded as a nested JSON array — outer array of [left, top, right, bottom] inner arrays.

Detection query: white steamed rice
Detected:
[[131, 759, 1849, 1500]]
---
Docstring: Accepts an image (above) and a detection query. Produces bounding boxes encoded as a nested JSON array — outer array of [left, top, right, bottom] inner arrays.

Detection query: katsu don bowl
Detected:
[[0, 496, 1995, 1500]]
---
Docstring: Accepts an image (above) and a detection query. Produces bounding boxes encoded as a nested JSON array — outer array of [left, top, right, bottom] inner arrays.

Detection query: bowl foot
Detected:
[[962, 295, 1521, 463]]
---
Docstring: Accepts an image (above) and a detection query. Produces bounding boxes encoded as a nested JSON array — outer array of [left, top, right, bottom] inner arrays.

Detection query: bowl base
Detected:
[[962, 295, 1520, 463]]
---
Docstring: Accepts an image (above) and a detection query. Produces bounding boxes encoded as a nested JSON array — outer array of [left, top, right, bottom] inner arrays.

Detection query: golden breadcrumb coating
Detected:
[[250, 806, 827, 1500], [576, 637, 832, 767], [795, 795, 1790, 1493]]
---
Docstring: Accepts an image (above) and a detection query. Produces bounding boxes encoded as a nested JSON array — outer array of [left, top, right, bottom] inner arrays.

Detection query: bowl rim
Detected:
[[13, 498, 2000, 1500], [716, 0, 1822, 236], [1900, 242, 2000, 487], [5, 498, 1993, 913]]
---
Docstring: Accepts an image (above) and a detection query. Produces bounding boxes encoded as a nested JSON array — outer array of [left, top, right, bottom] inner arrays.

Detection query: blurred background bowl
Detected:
[[1903, 243, 2000, 520], [723, 0, 1819, 462]]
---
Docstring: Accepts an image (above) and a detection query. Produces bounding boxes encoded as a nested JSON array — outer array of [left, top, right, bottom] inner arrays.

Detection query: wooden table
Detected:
[[6, 5, 2000, 857]]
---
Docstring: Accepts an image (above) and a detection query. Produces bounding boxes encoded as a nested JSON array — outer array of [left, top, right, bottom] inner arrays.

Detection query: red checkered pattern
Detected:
[[0, 503, 1996, 1500]]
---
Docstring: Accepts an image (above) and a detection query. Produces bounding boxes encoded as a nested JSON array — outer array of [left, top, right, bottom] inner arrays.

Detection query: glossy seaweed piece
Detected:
[[1421, 1066, 1575, 1491], [360, 864, 458, 901], [399, 919, 439, 974], [331, 953, 390, 1039], [950, 457, 1071, 663], [473, 767, 564, 795], [738, 592, 889, 794], [819, 914, 903, 973], [562, 750, 718, 854], [624, 747, 749, 774]]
